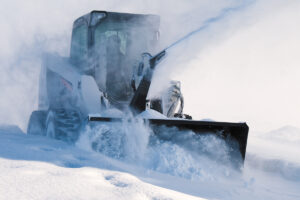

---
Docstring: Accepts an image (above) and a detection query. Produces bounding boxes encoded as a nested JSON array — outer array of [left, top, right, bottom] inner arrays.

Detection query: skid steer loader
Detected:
[[27, 11, 249, 166]]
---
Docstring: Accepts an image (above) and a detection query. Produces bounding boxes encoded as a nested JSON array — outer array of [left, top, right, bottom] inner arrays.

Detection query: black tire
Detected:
[[27, 110, 47, 135], [46, 109, 82, 142], [46, 110, 57, 139]]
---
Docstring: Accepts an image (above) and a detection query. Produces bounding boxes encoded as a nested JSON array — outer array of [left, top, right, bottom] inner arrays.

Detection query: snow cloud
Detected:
[[0, 0, 299, 133]]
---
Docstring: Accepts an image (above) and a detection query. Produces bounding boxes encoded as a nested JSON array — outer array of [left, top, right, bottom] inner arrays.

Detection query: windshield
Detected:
[[94, 21, 155, 57], [70, 24, 88, 64], [93, 21, 157, 104]]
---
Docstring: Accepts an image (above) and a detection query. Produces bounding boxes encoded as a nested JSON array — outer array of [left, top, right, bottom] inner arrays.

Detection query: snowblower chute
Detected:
[[27, 11, 249, 166]]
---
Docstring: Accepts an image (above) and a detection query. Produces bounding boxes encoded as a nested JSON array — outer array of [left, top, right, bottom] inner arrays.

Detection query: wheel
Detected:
[[46, 110, 57, 139], [27, 111, 47, 135], [46, 109, 82, 142]]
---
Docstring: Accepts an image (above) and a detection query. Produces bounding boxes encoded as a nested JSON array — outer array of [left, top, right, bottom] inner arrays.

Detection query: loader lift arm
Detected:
[[129, 50, 166, 114]]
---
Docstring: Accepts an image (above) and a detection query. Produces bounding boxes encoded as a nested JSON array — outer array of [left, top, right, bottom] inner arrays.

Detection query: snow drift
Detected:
[[1, 123, 300, 200]]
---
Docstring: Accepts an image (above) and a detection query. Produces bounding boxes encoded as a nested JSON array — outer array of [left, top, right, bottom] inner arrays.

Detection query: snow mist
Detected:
[[76, 117, 238, 180]]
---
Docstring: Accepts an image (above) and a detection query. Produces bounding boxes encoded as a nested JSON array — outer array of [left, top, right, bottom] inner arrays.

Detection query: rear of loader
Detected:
[[27, 10, 249, 167]]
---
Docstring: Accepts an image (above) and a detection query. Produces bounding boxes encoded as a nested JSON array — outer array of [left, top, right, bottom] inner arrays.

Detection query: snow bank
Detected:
[[246, 126, 300, 182], [0, 125, 204, 200], [1, 124, 300, 200], [0, 158, 206, 200]]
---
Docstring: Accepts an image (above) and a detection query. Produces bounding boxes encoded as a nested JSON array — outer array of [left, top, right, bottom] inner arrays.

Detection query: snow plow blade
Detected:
[[88, 116, 249, 164]]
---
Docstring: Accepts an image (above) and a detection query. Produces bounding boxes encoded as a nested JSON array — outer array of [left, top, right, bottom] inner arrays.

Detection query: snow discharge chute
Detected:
[[27, 11, 248, 167]]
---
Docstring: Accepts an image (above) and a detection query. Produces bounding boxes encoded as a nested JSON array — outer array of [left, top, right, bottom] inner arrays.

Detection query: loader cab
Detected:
[[70, 11, 160, 104]]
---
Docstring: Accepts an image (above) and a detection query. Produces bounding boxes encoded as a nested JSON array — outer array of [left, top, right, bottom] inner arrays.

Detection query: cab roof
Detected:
[[73, 10, 160, 30]]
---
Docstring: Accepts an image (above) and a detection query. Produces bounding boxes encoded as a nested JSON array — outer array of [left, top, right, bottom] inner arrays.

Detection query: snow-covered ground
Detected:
[[0, 125, 205, 200], [1, 1, 300, 199], [0, 123, 299, 200]]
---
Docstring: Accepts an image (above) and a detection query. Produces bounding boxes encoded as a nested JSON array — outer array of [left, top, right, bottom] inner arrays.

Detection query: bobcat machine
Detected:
[[27, 11, 249, 166]]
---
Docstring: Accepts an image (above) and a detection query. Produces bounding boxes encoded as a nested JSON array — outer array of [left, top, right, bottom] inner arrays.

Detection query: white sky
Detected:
[[175, 1, 300, 131]]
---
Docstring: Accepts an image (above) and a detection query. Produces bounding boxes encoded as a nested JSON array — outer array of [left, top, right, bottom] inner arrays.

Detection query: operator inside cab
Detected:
[[105, 34, 133, 104]]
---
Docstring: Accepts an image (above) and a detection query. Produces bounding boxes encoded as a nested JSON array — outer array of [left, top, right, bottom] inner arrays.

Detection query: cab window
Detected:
[[70, 24, 88, 64]]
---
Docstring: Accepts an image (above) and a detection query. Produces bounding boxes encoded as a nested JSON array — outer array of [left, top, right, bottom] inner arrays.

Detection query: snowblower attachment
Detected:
[[89, 117, 248, 163], [27, 10, 248, 167], [89, 48, 249, 165]]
